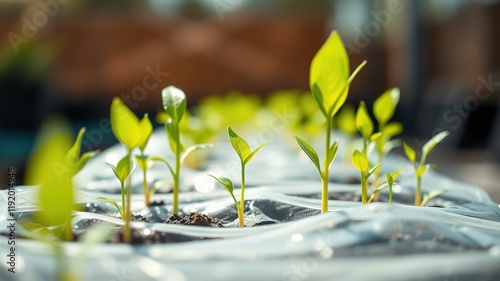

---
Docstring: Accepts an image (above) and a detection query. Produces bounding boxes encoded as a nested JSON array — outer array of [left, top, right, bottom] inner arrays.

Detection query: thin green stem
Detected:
[[120, 181, 125, 218], [239, 162, 245, 227], [415, 175, 422, 206], [173, 123, 181, 214], [124, 151, 132, 243], [321, 119, 332, 213], [142, 167, 150, 206], [389, 184, 393, 204], [361, 174, 367, 204]]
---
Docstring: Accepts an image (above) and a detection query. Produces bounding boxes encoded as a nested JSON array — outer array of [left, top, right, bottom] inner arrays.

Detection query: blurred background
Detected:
[[0, 0, 499, 201]]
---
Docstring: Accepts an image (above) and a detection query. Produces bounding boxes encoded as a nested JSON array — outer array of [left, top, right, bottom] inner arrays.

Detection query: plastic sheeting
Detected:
[[1, 130, 500, 280]]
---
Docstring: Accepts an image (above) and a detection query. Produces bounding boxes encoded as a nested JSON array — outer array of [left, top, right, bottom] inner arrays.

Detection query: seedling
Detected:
[[25, 121, 98, 241], [161, 85, 213, 214], [294, 31, 366, 213], [372, 88, 402, 187], [403, 131, 450, 206], [367, 168, 403, 204], [352, 149, 382, 204], [105, 97, 152, 243], [210, 127, 266, 227]]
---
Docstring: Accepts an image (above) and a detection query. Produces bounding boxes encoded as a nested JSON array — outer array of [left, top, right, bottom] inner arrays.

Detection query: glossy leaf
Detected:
[[138, 114, 153, 151], [110, 97, 140, 152], [228, 127, 251, 162], [421, 131, 449, 164], [352, 149, 368, 172], [368, 162, 383, 177], [208, 175, 234, 194], [294, 135, 321, 174], [356, 101, 373, 139], [373, 88, 400, 127], [162, 86, 187, 123], [403, 142, 416, 164], [106, 155, 135, 184], [327, 139, 339, 168], [310, 31, 349, 117], [243, 142, 267, 165], [165, 119, 184, 153]]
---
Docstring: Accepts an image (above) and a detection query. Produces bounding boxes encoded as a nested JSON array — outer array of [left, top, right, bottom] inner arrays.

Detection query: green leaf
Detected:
[[138, 114, 153, 151], [162, 86, 187, 123], [420, 190, 447, 206], [135, 155, 150, 171], [327, 139, 339, 168], [390, 168, 403, 182], [228, 127, 251, 162], [149, 156, 174, 176], [352, 149, 368, 172], [386, 171, 394, 187], [416, 165, 430, 177], [373, 88, 400, 127], [370, 132, 383, 142], [165, 119, 184, 153], [356, 101, 373, 140], [74, 150, 98, 174], [367, 183, 389, 204], [181, 143, 214, 164], [382, 122, 403, 139], [107, 155, 135, 183], [403, 142, 416, 164], [309, 31, 350, 117], [96, 197, 122, 216], [421, 131, 449, 165], [208, 175, 234, 194], [25, 119, 74, 228], [368, 162, 383, 177], [66, 127, 85, 166], [243, 142, 267, 165], [110, 97, 140, 152], [336, 104, 357, 136], [294, 135, 321, 174]]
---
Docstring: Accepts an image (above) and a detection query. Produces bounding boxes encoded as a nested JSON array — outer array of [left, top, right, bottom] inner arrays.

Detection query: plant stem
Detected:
[[321, 119, 332, 213], [389, 184, 393, 204], [120, 181, 125, 218], [239, 162, 245, 227], [361, 174, 367, 204], [173, 124, 181, 214], [142, 167, 150, 206], [124, 152, 132, 243], [415, 175, 422, 206]]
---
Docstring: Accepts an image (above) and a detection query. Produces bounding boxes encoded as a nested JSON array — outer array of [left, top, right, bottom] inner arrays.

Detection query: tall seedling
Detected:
[[162, 86, 212, 214], [403, 131, 449, 206], [294, 31, 366, 213], [109, 98, 152, 243]]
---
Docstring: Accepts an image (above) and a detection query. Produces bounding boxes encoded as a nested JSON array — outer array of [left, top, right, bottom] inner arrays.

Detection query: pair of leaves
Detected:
[[66, 128, 99, 176], [106, 155, 136, 185], [367, 168, 403, 203], [228, 127, 267, 165], [294, 136, 339, 176], [310, 31, 367, 118], [403, 131, 450, 167], [162, 86, 187, 123], [110, 98, 153, 152]]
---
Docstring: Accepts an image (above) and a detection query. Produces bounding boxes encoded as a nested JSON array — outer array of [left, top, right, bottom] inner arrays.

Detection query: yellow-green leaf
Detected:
[[138, 114, 153, 151], [110, 98, 140, 152], [382, 122, 403, 139], [336, 104, 357, 136], [310, 31, 349, 117], [421, 131, 449, 165], [403, 142, 416, 164], [352, 149, 368, 172], [294, 135, 321, 175], [373, 88, 400, 127], [356, 101, 373, 139], [228, 127, 251, 162]]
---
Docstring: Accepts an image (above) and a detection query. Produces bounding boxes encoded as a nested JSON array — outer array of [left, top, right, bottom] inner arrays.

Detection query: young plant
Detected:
[[107, 97, 152, 243], [372, 88, 402, 187], [133, 114, 154, 206], [161, 85, 213, 214], [26, 122, 98, 241], [367, 168, 403, 204], [352, 149, 382, 204], [210, 127, 267, 227], [403, 131, 450, 206], [353, 101, 383, 204], [294, 31, 366, 213]]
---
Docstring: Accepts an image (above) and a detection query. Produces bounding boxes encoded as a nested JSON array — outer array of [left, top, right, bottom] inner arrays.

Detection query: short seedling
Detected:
[[209, 127, 267, 227], [367, 168, 403, 204], [403, 131, 450, 206], [352, 149, 382, 204], [161, 85, 213, 214], [294, 31, 366, 213]]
